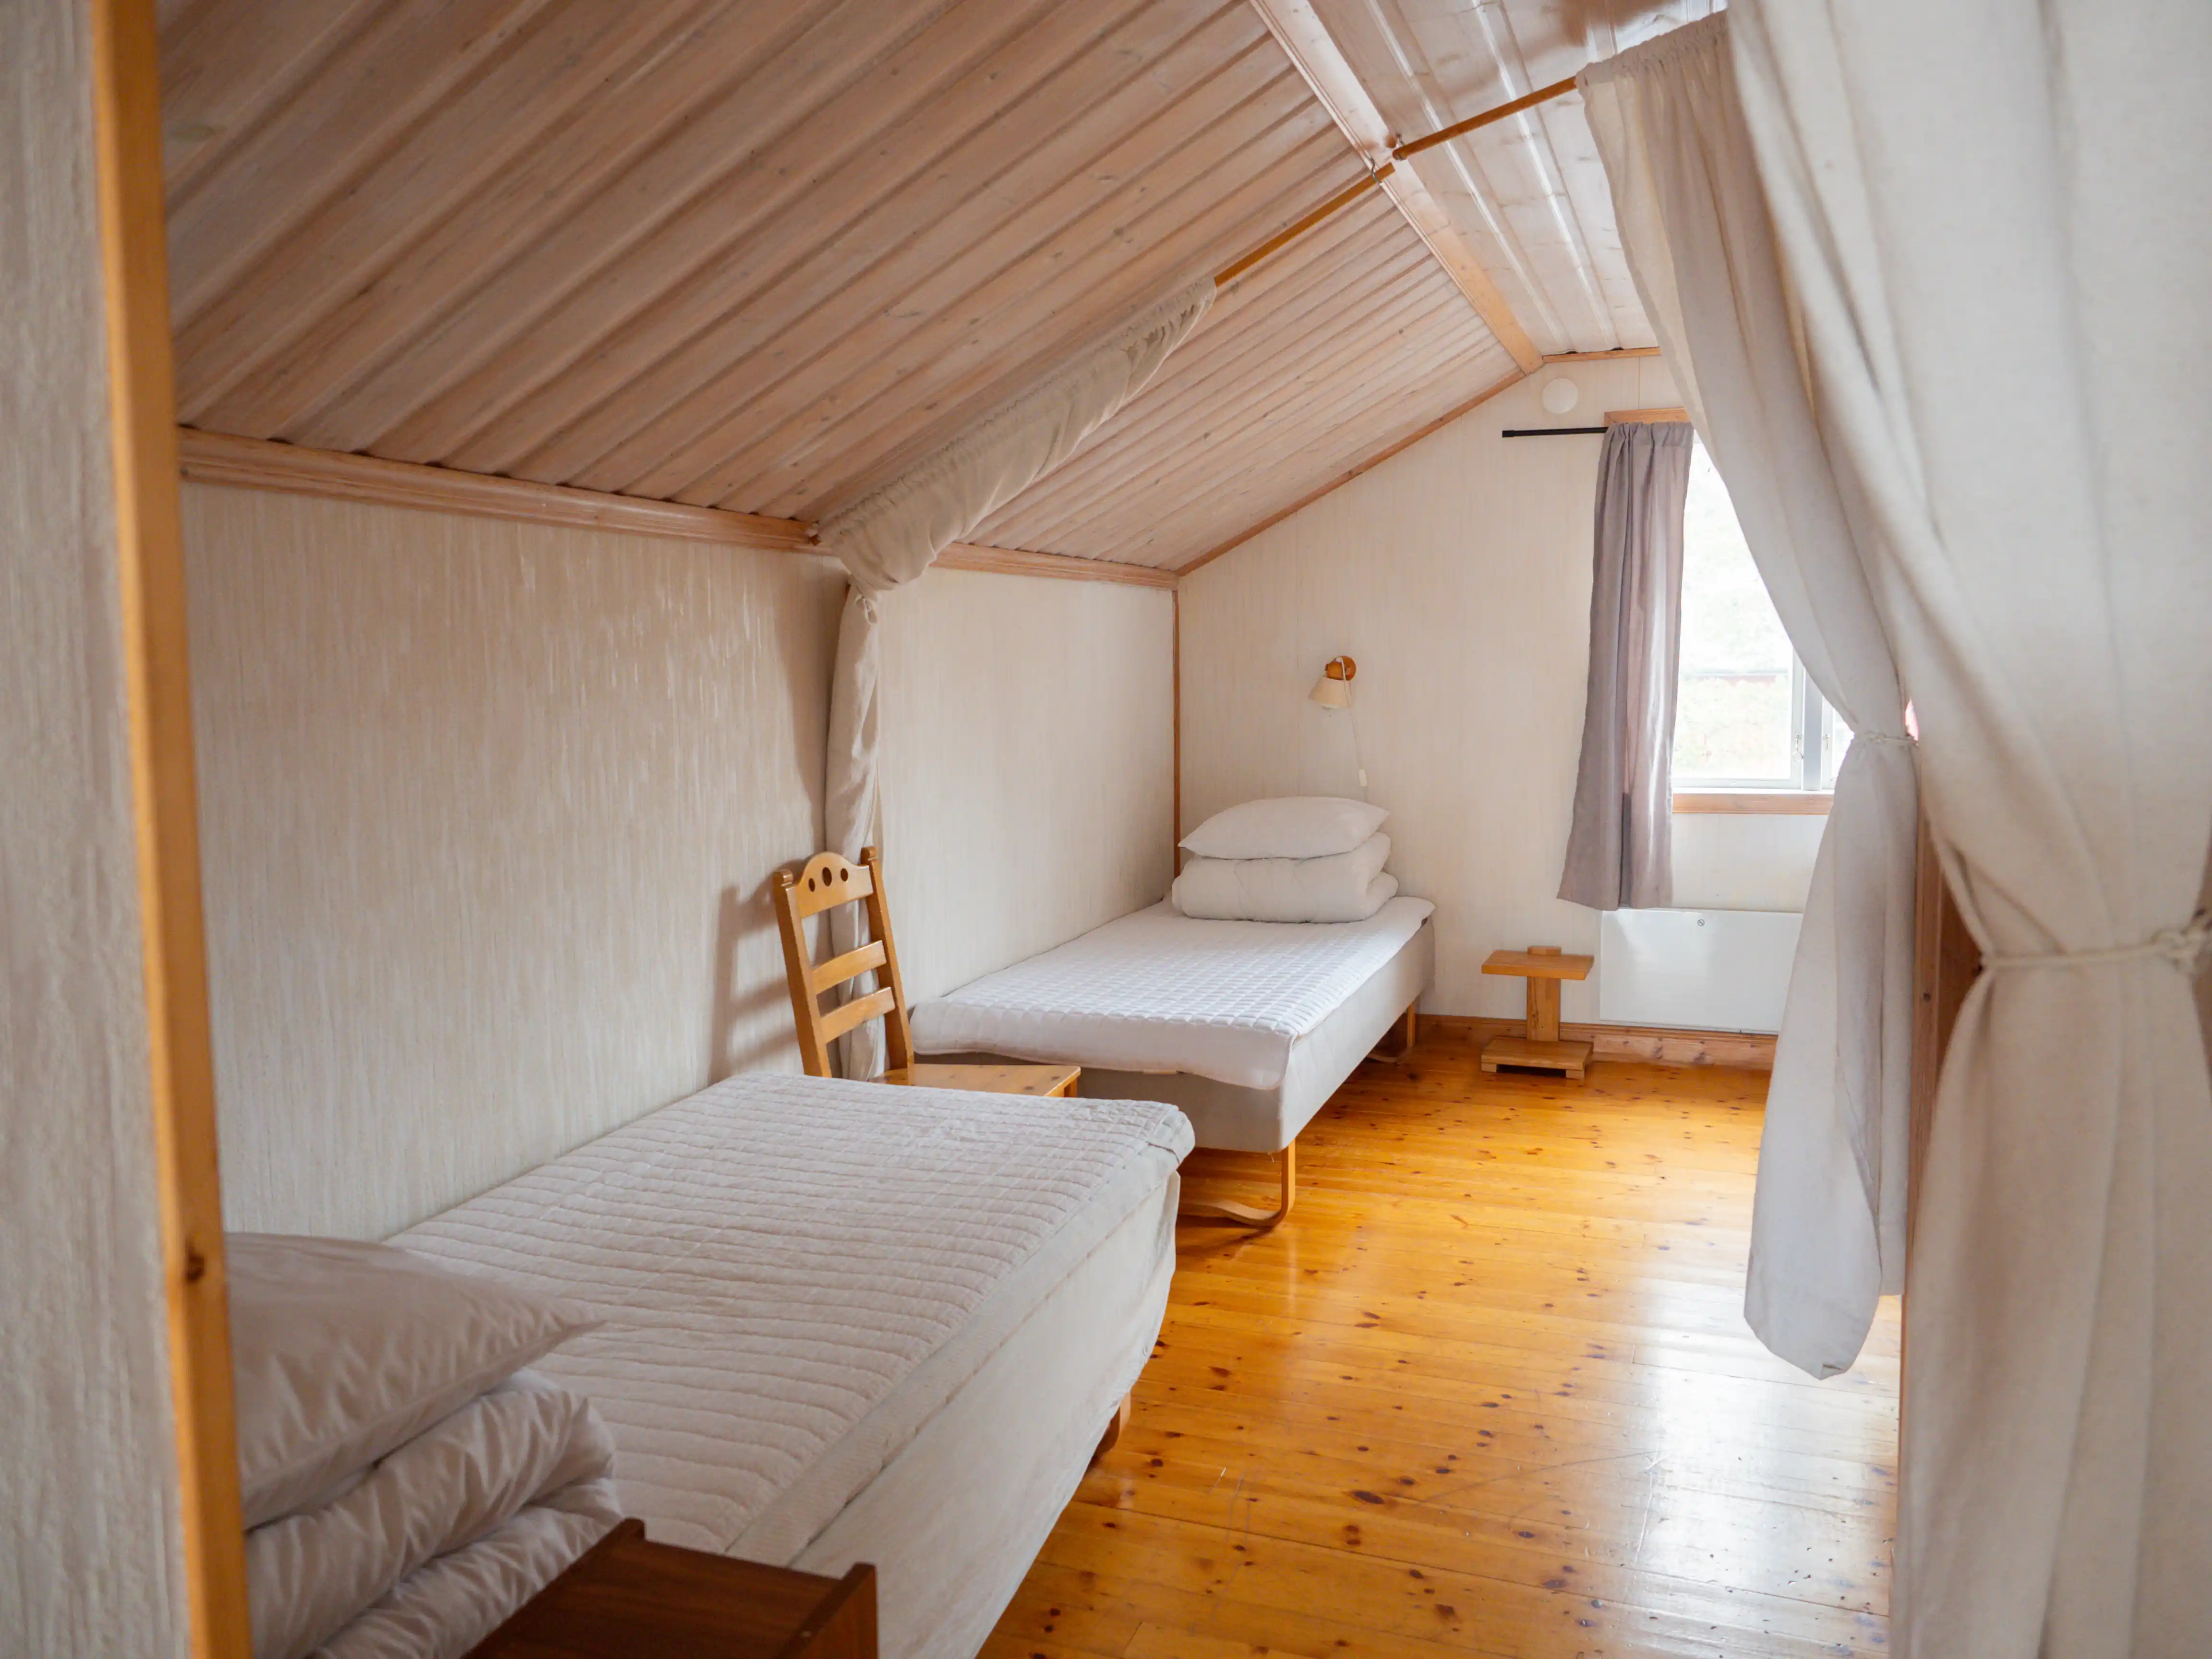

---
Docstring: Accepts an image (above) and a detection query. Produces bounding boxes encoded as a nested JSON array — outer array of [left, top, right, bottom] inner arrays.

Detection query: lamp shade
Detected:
[[1309, 654, 1356, 709]]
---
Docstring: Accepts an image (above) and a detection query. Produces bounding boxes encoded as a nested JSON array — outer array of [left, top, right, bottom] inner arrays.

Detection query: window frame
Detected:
[[1669, 438, 1841, 812]]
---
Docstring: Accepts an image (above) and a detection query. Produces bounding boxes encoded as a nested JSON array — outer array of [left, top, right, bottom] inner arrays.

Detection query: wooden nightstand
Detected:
[[465, 1520, 876, 1658], [1480, 945, 1596, 1078]]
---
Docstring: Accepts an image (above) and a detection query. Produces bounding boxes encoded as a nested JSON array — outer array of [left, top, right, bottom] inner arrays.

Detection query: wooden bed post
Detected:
[[1091, 1393, 1133, 1465], [91, 0, 251, 1650], [1369, 999, 1419, 1062]]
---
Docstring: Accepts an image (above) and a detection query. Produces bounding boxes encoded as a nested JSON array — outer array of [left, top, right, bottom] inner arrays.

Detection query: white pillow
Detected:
[[1173, 834, 1398, 923], [1179, 797, 1389, 861], [228, 1234, 599, 1529]]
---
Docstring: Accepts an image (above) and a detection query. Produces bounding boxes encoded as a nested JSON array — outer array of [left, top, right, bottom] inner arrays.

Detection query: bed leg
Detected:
[[1091, 1393, 1132, 1465], [1178, 1140, 1296, 1229], [1372, 1000, 1418, 1062]]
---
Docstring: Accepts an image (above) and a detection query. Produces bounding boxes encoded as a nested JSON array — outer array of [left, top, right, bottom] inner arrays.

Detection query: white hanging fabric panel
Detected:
[[1729, 1, 2212, 1650], [1577, 15, 1918, 1381], [812, 280, 1213, 1076]]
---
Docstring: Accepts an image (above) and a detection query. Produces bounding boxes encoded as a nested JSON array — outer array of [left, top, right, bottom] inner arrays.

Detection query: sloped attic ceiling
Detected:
[[158, 0, 1683, 571], [1310, 0, 1718, 357]]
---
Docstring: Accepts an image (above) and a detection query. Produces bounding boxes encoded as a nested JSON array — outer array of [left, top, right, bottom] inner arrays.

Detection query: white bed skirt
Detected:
[[787, 1174, 1177, 1659]]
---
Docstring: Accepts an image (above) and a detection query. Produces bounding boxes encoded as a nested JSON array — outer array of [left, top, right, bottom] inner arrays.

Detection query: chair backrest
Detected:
[[770, 846, 914, 1079]]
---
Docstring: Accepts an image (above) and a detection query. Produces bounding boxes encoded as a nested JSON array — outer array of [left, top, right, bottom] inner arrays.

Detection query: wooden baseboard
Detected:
[[1422, 1014, 1776, 1072]]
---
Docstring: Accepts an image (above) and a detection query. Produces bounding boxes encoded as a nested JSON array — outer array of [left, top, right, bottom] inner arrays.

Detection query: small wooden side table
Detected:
[[879, 1061, 1079, 1097], [1480, 946, 1595, 1079], [465, 1519, 875, 1658]]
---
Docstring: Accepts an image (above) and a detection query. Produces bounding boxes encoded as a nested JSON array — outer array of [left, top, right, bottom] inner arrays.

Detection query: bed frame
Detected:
[[1174, 999, 1416, 1227], [942, 997, 1419, 1231]]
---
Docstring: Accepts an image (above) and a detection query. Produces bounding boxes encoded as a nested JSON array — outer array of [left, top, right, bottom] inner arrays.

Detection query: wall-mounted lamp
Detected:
[[1309, 655, 1356, 709]]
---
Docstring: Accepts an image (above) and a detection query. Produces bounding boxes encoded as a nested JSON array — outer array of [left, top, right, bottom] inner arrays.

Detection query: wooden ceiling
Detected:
[[973, 188, 1517, 567], [158, 0, 1673, 571], [1312, 0, 1717, 357]]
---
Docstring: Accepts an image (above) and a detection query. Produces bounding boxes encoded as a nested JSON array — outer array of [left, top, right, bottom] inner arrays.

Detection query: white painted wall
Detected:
[[1673, 813, 1827, 912], [186, 489, 1173, 1238], [1179, 359, 1823, 1021], [1, 1, 189, 1649]]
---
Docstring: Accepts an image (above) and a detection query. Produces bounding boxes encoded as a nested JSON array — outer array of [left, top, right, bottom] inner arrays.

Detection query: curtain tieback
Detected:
[[1857, 732, 1911, 747], [1984, 912, 2212, 977]]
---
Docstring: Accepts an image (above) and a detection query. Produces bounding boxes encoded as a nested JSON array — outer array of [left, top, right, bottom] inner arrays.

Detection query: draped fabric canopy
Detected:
[[1578, 16, 1919, 1381], [810, 280, 1212, 1075], [1588, 5, 2212, 1652], [1728, 2, 2212, 1650]]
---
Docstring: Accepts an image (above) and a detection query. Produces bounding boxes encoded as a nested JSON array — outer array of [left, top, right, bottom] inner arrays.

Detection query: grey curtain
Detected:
[[1559, 421, 1694, 911]]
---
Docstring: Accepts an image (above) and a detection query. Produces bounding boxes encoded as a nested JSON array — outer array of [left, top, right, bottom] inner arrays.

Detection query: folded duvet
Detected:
[[246, 1370, 619, 1659], [1172, 833, 1396, 922]]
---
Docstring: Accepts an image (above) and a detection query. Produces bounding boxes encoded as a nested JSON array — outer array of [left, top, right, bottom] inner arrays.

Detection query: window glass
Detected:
[[1674, 440, 1795, 783]]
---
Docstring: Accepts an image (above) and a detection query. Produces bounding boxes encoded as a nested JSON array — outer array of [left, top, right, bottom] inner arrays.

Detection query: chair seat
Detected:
[[878, 1062, 1080, 1098]]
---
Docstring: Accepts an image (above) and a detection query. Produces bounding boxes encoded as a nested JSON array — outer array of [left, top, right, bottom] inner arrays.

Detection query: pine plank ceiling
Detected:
[[1311, 0, 1718, 358], [158, 0, 1686, 572]]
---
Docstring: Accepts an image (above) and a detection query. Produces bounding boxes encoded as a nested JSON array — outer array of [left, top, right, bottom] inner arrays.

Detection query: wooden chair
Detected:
[[771, 848, 1078, 1096]]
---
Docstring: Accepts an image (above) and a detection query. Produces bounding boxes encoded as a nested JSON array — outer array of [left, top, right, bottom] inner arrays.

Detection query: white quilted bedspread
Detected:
[[393, 1073, 1190, 1561], [910, 898, 1435, 1089]]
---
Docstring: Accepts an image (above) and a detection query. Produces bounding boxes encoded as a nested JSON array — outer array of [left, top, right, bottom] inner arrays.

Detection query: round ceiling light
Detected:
[[1540, 378, 1580, 415]]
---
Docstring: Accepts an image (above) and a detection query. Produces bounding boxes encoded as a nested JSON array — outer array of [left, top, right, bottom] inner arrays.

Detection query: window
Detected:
[[1673, 439, 1850, 792]]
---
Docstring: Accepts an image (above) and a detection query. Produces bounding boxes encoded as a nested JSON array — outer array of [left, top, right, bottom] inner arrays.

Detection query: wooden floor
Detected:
[[986, 1026, 1899, 1659]]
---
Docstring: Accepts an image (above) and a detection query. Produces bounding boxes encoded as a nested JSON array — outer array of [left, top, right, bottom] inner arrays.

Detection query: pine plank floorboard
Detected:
[[984, 1027, 1898, 1658]]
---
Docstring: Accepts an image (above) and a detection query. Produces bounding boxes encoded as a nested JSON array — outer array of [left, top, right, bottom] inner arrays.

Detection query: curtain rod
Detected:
[[1213, 76, 1580, 287], [1393, 75, 1579, 161], [1506, 408, 1690, 436], [1214, 165, 1392, 287]]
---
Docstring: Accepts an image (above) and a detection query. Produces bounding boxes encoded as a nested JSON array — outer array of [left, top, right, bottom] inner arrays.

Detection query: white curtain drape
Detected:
[[1579, 17, 1919, 1381], [813, 279, 1212, 1075], [1728, 3, 2212, 1651]]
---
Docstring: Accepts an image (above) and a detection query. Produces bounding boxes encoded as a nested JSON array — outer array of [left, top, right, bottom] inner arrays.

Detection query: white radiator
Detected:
[[1597, 908, 1802, 1034]]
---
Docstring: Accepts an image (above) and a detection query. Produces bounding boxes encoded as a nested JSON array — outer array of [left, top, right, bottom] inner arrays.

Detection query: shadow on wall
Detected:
[[707, 879, 803, 1082]]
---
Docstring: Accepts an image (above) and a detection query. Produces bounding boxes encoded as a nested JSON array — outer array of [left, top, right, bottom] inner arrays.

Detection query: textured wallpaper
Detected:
[[186, 487, 847, 1237], [185, 490, 1175, 1239], [1, 0, 190, 1647], [879, 567, 1176, 1003]]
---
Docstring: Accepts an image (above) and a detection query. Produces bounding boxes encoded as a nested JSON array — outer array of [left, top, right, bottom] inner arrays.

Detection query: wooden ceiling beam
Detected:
[[1543, 346, 1663, 363], [177, 428, 815, 551], [936, 542, 1177, 589], [173, 429, 1172, 588], [1244, 0, 1541, 373]]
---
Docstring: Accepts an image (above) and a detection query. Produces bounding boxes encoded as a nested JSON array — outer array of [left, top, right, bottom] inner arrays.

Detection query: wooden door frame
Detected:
[[91, 0, 251, 1650]]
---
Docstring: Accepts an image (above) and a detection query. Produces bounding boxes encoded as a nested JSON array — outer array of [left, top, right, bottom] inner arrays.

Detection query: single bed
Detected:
[[909, 898, 1435, 1219], [392, 1071, 1190, 1659]]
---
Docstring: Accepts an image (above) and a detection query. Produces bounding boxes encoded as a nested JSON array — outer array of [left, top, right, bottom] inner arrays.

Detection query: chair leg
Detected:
[[1180, 1140, 1296, 1228]]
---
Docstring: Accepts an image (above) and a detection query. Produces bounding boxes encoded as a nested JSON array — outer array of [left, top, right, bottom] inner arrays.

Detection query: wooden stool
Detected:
[[1479, 946, 1595, 1078]]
